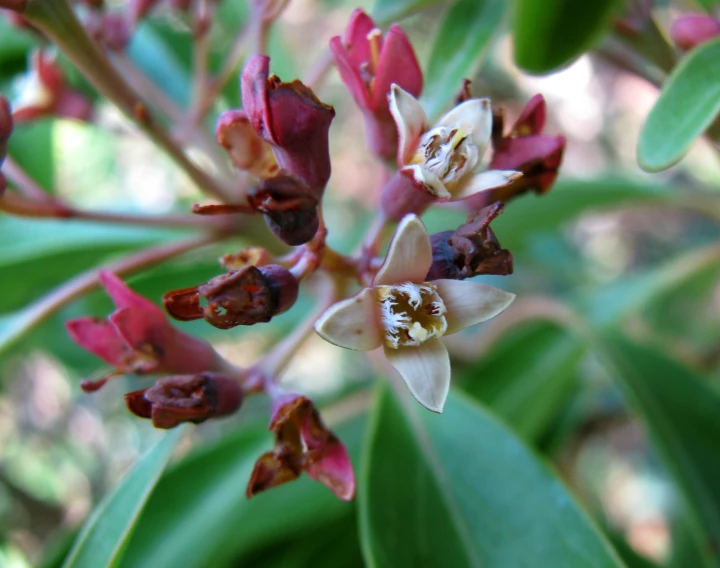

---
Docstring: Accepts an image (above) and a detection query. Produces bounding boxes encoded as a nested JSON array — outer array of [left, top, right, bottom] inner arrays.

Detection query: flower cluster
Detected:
[[55, 7, 565, 502]]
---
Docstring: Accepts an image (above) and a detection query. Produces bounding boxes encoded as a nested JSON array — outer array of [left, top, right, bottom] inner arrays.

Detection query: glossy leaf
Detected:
[[598, 334, 720, 567], [120, 415, 365, 568], [422, 0, 507, 119], [460, 321, 585, 442], [360, 386, 624, 567], [63, 427, 186, 568], [513, 0, 619, 73], [638, 38, 720, 171]]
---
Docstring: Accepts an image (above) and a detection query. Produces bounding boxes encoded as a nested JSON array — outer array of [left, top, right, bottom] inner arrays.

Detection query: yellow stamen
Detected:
[[367, 28, 382, 76]]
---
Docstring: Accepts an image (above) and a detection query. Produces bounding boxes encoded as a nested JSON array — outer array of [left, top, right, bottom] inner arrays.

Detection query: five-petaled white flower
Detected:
[[314, 214, 515, 413], [389, 84, 521, 201]]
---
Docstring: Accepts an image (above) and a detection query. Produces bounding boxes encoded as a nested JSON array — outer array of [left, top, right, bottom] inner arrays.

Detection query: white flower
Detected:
[[389, 84, 521, 201], [314, 215, 515, 413]]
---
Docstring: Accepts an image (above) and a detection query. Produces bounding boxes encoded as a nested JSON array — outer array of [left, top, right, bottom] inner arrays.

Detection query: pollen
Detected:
[[376, 282, 447, 349]]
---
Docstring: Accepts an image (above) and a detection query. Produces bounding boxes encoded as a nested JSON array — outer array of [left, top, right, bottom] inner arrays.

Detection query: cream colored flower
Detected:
[[314, 215, 515, 413], [390, 84, 521, 201]]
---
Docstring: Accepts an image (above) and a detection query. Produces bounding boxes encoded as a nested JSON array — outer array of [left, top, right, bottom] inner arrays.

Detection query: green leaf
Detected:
[[360, 386, 624, 567], [422, 0, 508, 119], [638, 38, 720, 171], [460, 321, 585, 442], [597, 334, 720, 567], [120, 415, 366, 568], [63, 427, 186, 568], [371, 0, 447, 24], [512, 0, 619, 74]]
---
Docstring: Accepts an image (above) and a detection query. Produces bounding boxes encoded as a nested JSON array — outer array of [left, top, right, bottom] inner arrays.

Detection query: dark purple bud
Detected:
[[248, 173, 320, 245], [163, 264, 299, 329], [0, 96, 12, 169], [241, 55, 335, 196], [426, 203, 513, 281], [125, 373, 243, 429]]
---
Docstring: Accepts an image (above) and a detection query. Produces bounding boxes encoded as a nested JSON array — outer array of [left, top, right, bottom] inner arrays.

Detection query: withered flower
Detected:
[[241, 55, 335, 196], [125, 373, 243, 429], [163, 264, 299, 329], [248, 173, 320, 246], [246, 393, 355, 501], [426, 203, 513, 281], [466, 94, 565, 211]]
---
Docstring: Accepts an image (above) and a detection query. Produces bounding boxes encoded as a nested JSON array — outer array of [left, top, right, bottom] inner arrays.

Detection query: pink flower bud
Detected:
[[125, 373, 243, 429], [66, 270, 223, 391], [330, 9, 422, 160], [13, 51, 93, 123], [246, 394, 355, 501], [163, 264, 299, 329], [426, 203, 513, 281], [671, 14, 720, 51], [241, 55, 335, 197]]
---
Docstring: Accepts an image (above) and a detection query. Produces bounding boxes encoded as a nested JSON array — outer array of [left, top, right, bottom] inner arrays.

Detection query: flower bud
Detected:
[[0, 0, 27, 12], [125, 373, 243, 429], [671, 14, 720, 51], [426, 203, 513, 281], [163, 264, 299, 329], [241, 55, 335, 196], [248, 173, 320, 246], [215, 109, 278, 178], [379, 168, 437, 221], [0, 95, 12, 169]]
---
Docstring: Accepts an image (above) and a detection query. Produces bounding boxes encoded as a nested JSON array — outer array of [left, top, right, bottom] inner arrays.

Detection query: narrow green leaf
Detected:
[[120, 416, 365, 568], [63, 428, 186, 568], [460, 321, 585, 442], [512, 0, 619, 74], [598, 335, 720, 567], [360, 386, 624, 567], [422, 0, 507, 119], [371, 0, 446, 24], [638, 38, 720, 172]]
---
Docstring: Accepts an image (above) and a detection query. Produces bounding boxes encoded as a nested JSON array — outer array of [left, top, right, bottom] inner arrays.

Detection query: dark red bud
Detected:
[[163, 265, 299, 329], [249, 173, 320, 245], [125, 373, 243, 429], [426, 203, 513, 281], [0, 96, 13, 167]]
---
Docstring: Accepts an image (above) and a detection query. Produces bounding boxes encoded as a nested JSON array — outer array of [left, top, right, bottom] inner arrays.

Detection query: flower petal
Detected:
[[372, 24, 423, 112], [402, 164, 450, 199], [314, 288, 382, 351], [65, 317, 130, 366], [384, 338, 450, 413], [389, 84, 427, 165], [451, 169, 522, 201], [98, 270, 163, 314], [330, 35, 372, 110], [434, 279, 515, 335], [305, 438, 356, 501], [374, 214, 432, 286], [343, 8, 376, 68], [435, 98, 492, 156]]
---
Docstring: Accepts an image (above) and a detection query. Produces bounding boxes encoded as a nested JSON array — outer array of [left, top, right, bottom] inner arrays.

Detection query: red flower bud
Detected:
[[66, 271, 224, 391], [163, 264, 299, 329], [466, 95, 565, 212], [0, 96, 12, 183], [241, 55, 335, 196], [671, 14, 720, 52], [330, 9, 423, 160], [125, 373, 243, 429], [246, 394, 355, 501], [426, 203, 513, 281]]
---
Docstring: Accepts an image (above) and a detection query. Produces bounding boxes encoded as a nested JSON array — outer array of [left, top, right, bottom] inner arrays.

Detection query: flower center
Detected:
[[376, 282, 447, 349], [411, 125, 478, 187]]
